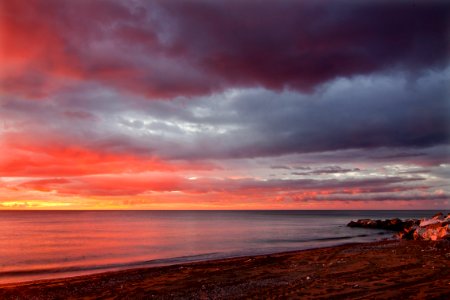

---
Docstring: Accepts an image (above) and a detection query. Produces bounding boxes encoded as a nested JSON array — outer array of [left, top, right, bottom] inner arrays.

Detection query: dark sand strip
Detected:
[[0, 240, 449, 299]]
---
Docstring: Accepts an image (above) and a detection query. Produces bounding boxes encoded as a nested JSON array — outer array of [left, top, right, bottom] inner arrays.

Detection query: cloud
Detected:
[[0, 131, 217, 177], [270, 165, 293, 170], [160, 0, 449, 93], [130, 70, 448, 159], [292, 166, 360, 176], [1, 68, 448, 163], [1, 0, 448, 99], [291, 193, 450, 203]]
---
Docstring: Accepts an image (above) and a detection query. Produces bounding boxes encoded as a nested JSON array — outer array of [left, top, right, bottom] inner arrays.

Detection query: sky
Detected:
[[0, 0, 449, 210]]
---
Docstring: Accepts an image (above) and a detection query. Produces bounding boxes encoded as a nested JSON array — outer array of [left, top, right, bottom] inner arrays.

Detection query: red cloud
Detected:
[[12, 174, 440, 203], [1, 2, 82, 98], [0, 132, 216, 177], [19, 175, 185, 196]]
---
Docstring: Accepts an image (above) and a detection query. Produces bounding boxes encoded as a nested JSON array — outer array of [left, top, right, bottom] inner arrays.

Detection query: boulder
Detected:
[[419, 213, 449, 227], [413, 224, 449, 241]]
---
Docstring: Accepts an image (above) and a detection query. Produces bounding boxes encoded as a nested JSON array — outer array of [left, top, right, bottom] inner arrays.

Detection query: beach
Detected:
[[1, 239, 449, 299]]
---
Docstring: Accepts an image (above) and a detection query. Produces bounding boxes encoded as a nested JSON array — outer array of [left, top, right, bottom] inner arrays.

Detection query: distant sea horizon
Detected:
[[1, 210, 446, 285]]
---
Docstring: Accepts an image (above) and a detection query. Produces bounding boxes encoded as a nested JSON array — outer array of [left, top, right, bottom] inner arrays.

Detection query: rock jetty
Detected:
[[347, 212, 450, 241]]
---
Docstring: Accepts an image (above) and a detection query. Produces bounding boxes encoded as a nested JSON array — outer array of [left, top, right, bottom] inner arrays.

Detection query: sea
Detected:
[[0, 210, 442, 284]]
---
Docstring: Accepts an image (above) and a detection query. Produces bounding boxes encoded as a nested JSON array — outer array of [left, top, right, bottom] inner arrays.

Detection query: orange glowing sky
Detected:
[[0, 0, 449, 210]]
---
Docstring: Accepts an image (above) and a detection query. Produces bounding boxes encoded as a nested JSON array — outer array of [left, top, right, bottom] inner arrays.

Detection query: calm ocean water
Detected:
[[0, 210, 441, 284]]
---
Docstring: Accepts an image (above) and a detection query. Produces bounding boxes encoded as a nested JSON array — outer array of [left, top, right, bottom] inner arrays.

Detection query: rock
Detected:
[[432, 212, 443, 219], [347, 212, 449, 241], [420, 214, 449, 227], [397, 225, 418, 240], [414, 223, 450, 241], [420, 218, 442, 227], [347, 218, 410, 231], [413, 227, 427, 240], [385, 218, 404, 231], [348, 219, 375, 228]]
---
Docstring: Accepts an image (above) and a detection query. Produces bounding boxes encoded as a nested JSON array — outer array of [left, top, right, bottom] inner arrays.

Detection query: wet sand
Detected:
[[0, 240, 449, 299]]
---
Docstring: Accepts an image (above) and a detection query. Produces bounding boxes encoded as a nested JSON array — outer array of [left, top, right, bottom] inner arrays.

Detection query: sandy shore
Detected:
[[0, 240, 449, 299]]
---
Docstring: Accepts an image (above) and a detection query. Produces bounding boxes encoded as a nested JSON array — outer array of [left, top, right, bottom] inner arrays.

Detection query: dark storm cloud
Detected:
[[2, 68, 448, 162], [1, 0, 448, 98], [159, 0, 449, 93], [140, 69, 448, 160], [1, 0, 449, 163], [2, 0, 448, 160]]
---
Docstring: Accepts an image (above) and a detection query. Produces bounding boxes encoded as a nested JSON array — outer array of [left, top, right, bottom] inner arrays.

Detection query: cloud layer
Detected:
[[0, 0, 449, 209], [1, 0, 449, 98]]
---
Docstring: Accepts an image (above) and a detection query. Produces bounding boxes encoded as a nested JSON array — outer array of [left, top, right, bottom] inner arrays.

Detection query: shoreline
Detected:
[[0, 239, 387, 286], [0, 232, 394, 286], [1, 239, 449, 299]]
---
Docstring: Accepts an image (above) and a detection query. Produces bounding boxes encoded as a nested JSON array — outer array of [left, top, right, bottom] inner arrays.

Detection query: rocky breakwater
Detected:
[[347, 213, 450, 241]]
